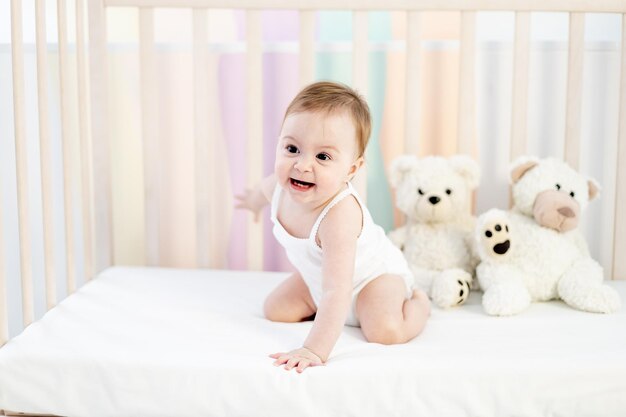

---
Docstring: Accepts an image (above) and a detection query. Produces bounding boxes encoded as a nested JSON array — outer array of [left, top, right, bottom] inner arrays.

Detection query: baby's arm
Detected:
[[271, 196, 361, 372], [234, 174, 276, 221]]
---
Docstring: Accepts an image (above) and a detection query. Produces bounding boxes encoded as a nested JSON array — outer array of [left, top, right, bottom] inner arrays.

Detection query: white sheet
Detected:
[[0, 266, 625, 417]]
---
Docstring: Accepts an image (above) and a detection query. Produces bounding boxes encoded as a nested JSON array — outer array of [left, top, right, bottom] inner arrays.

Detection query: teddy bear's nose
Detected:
[[429, 196, 441, 205], [557, 207, 575, 218]]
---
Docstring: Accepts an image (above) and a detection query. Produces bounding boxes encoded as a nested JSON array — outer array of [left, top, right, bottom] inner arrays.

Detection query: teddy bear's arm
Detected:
[[476, 262, 531, 315], [464, 232, 480, 271], [387, 226, 408, 251]]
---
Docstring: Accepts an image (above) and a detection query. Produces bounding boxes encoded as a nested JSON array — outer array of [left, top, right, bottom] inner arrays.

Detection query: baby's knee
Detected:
[[263, 297, 284, 322], [362, 319, 405, 345], [263, 297, 304, 323]]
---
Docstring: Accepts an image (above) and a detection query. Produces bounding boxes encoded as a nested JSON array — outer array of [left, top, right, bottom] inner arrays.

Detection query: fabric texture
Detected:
[[270, 182, 414, 326]]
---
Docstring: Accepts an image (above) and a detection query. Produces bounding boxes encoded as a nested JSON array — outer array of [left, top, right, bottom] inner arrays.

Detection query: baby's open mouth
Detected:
[[290, 178, 315, 190]]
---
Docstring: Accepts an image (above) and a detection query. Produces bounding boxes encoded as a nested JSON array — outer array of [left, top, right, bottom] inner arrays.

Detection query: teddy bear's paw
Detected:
[[576, 285, 622, 314], [431, 269, 472, 308], [597, 286, 622, 313], [482, 282, 531, 316], [478, 211, 511, 260]]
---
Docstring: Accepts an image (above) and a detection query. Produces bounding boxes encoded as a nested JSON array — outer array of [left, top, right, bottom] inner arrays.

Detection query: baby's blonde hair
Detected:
[[283, 81, 371, 158]]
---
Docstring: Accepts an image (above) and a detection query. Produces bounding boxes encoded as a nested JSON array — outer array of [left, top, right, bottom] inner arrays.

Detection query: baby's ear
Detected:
[[347, 156, 365, 180], [588, 177, 601, 201], [389, 155, 418, 188], [449, 155, 480, 189], [510, 155, 539, 184]]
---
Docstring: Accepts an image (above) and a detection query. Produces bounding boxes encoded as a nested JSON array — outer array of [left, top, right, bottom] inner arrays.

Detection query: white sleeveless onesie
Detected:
[[270, 182, 414, 327]]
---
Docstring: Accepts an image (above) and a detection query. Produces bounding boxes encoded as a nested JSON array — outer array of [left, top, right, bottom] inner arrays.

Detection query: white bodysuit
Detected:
[[270, 182, 414, 327]]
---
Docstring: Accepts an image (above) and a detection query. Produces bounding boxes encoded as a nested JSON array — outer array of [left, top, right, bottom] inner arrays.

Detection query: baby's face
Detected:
[[275, 110, 363, 208]]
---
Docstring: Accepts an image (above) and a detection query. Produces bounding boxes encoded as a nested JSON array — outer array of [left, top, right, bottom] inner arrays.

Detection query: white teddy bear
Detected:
[[388, 155, 480, 308], [475, 156, 622, 316]]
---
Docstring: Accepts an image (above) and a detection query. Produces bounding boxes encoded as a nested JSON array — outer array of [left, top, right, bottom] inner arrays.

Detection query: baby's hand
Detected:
[[234, 188, 264, 222], [269, 347, 324, 373]]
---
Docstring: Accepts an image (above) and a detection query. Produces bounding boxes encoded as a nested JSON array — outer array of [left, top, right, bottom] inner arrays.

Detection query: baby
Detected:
[[236, 81, 430, 373]]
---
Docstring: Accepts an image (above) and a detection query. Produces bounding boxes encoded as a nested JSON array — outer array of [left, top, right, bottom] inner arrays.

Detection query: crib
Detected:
[[1, 0, 626, 416]]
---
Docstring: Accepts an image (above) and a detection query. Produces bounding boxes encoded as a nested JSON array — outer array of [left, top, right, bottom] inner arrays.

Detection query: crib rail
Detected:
[[104, 0, 626, 13], [2, 0, 626, 345], [616, 25, 626, 280]]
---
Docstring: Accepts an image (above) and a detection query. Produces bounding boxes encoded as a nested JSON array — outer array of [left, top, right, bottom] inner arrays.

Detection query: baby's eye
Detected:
[[418, 188, 424, 196], [316, 153, 331, 161], [555, 183, 561, 190], [445, 189, 452, 195], [286, 145, 299, 154], [570, 191, 575, 198]]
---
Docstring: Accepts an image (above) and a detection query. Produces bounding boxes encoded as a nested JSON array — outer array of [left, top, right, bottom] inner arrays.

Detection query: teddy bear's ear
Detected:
[[588, 177, 601, 201], [510, 156, 540, 184], [449, 155, 480, 189], [389, 155, 419, 188]]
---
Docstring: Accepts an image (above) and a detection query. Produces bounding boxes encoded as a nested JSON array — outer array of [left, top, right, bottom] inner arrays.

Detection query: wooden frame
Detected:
[[103, 0, 626, 13]]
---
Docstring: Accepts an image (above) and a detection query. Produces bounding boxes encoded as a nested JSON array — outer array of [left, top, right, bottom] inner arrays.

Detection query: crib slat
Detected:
[[206, 25, 227, 269], [0, 182, 7, 345], [352, 11, 368, 97], [405, 11, 421, 155], [88, 0, 114, 273], [35, 0, 57, 309], [510, 11, 530, 161], [76, 0, 94, 282], [564, 12, 585, 170], [352, 10, 368, 199], [457, 11, 476, 156], [140, 8, 160, 266], [103, 0, 626, 13], [57, 0, 77, 294], [193, 9, 210, 268], [11, 0, 35, 328], [613, 14, 626, 280], [299, 11, 315, 87], [246, 10, 264, 271]]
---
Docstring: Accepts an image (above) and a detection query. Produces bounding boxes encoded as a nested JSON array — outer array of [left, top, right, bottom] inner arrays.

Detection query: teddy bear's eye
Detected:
[[445, 189, 452, 195], [570, 191, 575, 198], [418, 188, 424, 196], [555, 184, 561, 190]]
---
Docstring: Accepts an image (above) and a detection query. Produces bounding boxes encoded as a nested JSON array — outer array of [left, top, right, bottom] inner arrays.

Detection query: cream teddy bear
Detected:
[[475, 156, 621, 316], [388, 155, 480, 308]]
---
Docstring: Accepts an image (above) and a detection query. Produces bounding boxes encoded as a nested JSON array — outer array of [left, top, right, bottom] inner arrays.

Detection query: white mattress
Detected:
[[1, 266, 625, 417]]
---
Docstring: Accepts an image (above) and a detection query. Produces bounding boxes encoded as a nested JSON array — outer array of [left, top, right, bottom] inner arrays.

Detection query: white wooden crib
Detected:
[[1, 0, 626, 416]]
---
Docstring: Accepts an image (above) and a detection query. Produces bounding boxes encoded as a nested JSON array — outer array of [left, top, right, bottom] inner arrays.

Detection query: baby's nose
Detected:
[[294, 157, 313, 172]]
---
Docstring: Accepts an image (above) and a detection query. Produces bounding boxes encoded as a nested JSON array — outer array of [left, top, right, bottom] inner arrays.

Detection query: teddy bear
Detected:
[[474, 156, 621, 316], [388, 155, 480, 308]]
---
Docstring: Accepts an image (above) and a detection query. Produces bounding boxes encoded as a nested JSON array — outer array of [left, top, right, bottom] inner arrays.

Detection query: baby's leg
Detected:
[[356, 275, 431, 345], [264, 272, 317, 323]]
